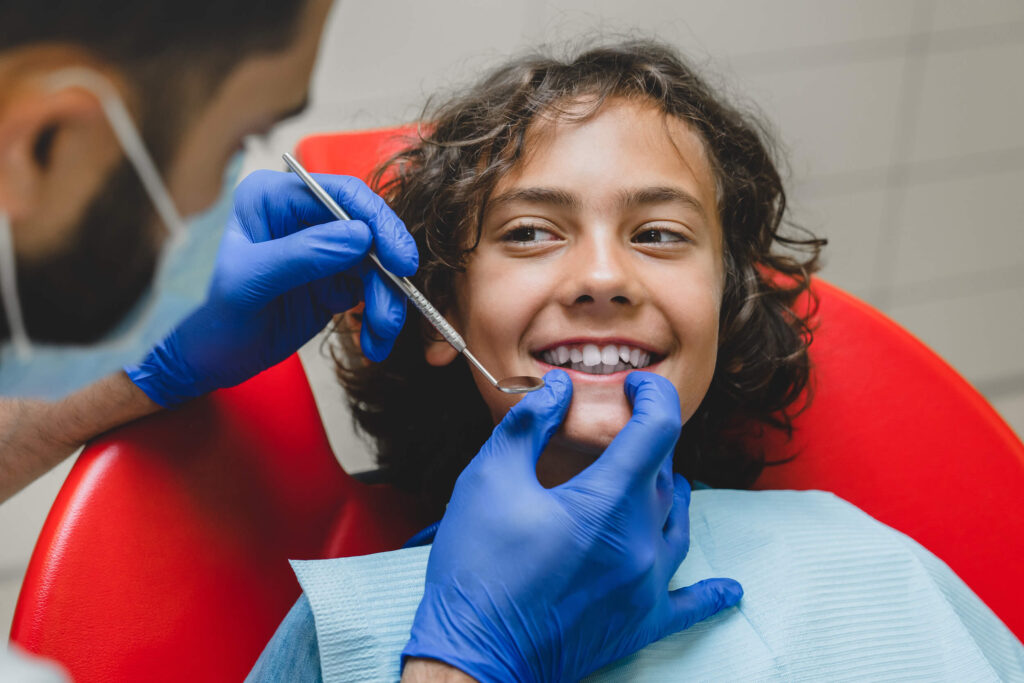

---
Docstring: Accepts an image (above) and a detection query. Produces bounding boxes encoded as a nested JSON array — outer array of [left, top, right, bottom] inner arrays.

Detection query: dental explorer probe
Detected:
[[282, 153, 544, 395]]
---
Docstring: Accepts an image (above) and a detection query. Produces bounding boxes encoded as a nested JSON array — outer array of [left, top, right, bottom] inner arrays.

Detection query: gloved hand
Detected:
[[126, 170, 416, 407], [402, 370, 743, 682]]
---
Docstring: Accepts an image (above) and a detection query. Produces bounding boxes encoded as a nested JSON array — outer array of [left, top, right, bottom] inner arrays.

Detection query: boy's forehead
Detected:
[[493, 97, 719, 217]]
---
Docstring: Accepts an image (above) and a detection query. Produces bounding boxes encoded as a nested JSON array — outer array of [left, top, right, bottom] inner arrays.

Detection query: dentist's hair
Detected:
[[0, 2, 306, 82], [335, 39, 825, 513], [1, 0, 309, 167]]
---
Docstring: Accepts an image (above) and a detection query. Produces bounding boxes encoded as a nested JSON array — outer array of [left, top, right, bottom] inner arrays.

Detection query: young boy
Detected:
[[252, 40, 1023, 681], [338, 40, 822, 513]]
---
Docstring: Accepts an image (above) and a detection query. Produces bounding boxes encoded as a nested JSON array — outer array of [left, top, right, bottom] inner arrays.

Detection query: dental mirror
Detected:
[[497, 375, 547, 394], [283, 153, 544, 395]]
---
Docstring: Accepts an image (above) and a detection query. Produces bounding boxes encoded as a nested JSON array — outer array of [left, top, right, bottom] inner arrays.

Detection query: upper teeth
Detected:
[[540, 343, 652, 374]]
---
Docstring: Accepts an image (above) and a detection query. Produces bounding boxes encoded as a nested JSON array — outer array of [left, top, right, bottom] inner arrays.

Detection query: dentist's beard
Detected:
[[11, 160, 160, 343]]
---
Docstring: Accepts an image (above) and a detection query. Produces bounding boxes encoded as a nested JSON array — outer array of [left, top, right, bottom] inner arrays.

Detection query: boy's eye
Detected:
[[502, 225, 558, 243], [632, 228, 688, 244]]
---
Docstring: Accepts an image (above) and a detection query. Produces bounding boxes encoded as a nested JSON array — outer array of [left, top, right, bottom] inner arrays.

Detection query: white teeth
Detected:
[[601, 345, 619, 365], [556, 346, 570, 365], [537, 343, 656, 372]]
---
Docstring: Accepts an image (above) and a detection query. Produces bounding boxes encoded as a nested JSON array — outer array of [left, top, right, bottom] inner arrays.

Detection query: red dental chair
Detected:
[[10, 127, 1024, 682]]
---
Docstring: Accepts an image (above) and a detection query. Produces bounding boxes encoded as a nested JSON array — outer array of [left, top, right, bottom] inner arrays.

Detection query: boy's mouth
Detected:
[[532, 341, 664, 375]]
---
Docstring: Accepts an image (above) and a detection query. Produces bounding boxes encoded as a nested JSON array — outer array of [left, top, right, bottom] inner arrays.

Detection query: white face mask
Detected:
[[0, 68, 240, 399]]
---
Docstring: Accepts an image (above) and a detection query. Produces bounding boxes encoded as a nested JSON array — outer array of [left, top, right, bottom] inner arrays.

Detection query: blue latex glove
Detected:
[[126, 170, 416, 407], [402, 370, 743, 682]]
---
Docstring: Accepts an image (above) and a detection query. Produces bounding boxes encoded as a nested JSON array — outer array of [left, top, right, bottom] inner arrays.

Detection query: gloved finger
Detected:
[[589, 371, 682, 491], [663, 473, 692, 567], [360, 310, 402, 362], [361, 269, 407, 358], [481, 370, 572, 476], [232, 171, 417, 280], [248, 219, 373, 302], [312, 173, 418, 277], [664, 578, 743, 636], [232, 170, 346, 242], [311, 272, 361, 315]]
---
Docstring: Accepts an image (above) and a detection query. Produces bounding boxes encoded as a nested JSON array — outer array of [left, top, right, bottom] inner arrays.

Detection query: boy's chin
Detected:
[[535, 393, 634, 487], [536, 407, 627, 487], [556, 392, 634, 454]]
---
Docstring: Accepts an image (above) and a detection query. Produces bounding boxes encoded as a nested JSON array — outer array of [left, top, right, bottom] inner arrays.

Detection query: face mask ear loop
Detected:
[[45, 68, 188, 248], [0, 212, 32, 360]]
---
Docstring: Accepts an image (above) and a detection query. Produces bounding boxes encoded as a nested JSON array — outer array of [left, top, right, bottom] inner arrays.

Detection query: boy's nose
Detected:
[[562, 235, 645, 310]]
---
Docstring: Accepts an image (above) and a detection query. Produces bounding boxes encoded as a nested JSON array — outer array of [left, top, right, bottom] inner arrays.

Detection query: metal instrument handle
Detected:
[[282, 153, 467, 353]]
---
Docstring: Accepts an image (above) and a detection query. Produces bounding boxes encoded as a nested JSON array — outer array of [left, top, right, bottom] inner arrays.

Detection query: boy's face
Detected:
[[428, 98, 724, 471]]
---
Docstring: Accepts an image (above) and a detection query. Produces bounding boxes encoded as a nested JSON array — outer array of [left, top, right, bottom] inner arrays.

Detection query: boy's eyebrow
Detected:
[[617, 186, 708, 221], [487, 186, 707, 220], [487, 187, 583, 210]]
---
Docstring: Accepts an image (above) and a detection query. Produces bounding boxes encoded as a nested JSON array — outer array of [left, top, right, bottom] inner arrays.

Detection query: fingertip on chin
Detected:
[[622, 369, 651, 397], [543, 367, 569, 383], [623, 370, 677, 401], [542, 368, 572, 395]]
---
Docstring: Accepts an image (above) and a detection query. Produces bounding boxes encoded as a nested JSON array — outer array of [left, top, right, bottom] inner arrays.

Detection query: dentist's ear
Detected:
[[0, 60, 129, 257]]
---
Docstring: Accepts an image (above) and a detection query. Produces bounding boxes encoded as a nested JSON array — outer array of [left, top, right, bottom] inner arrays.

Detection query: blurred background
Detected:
[[2, 0, 1022, 631]]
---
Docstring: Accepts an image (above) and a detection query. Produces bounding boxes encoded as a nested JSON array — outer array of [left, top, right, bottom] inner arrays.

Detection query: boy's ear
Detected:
[[424, 334, 460, 367], [424, 310, 461, 367]]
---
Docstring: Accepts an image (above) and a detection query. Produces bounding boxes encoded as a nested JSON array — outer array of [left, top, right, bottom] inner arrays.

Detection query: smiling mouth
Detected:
[[533, 342, 663, 375]]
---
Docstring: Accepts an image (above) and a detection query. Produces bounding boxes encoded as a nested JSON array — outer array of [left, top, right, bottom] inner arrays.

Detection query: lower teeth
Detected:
[[568, 360, 630, 373]]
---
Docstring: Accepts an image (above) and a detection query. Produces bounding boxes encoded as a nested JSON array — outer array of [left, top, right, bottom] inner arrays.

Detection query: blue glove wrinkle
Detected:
[[663, 473, 691, 545]]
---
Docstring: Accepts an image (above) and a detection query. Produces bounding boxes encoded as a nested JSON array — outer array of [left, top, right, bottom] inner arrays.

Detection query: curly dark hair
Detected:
[[334, 40, 825, 514]]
